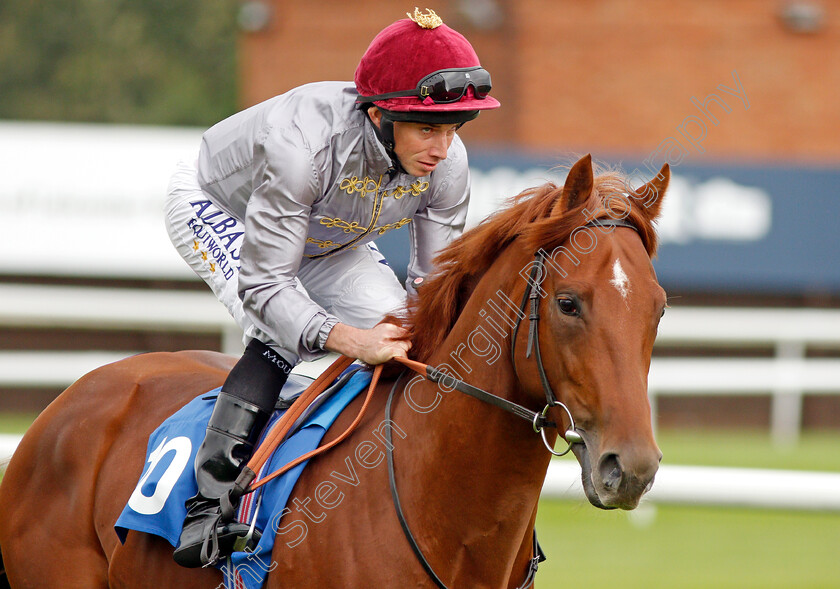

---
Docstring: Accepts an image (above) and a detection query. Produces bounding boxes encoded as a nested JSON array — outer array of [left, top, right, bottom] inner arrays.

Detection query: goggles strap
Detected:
[[358, 67, 490, 104]]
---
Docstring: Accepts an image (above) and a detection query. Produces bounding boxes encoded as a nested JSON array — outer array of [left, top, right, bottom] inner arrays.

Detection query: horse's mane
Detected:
[[391, 164, 660, 363]]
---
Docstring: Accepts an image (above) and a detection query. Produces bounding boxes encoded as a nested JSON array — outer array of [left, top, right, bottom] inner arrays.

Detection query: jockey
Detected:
[[164, 8, 499, 568]]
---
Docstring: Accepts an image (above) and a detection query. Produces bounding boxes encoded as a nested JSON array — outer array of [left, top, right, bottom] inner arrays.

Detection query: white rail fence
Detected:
[[542, 461, 840, 511], [0, 433, 837, 511], [3, 284, 840, 444], [3, 284, 840, 443], [651, 306, 840, 445], [0, 283, 341, 384]]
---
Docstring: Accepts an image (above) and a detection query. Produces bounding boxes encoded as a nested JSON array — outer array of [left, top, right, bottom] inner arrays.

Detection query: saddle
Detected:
[[273, 367, 361, 427]]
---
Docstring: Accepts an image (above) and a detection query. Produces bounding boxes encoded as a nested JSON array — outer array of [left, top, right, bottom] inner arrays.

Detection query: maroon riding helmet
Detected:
[[355, 9, 500, 154]]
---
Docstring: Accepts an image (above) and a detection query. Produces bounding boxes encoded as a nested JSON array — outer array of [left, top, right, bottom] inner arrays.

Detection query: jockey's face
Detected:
[[368, 107, 459, 177], [391, 121, 458, 177]]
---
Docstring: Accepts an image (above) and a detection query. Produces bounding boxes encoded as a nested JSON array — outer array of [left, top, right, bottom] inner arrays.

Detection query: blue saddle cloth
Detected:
[[115, 367, 371, 589]]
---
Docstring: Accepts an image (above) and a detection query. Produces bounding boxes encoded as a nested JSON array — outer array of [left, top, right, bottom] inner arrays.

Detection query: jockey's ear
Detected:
[[629, 163, 670, 223], [554, 154, 594, 215], [367, 106, 383, 129]]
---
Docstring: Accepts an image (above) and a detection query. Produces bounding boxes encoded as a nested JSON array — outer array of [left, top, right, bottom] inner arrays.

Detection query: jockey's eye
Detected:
[[556, 295, 580, 317]]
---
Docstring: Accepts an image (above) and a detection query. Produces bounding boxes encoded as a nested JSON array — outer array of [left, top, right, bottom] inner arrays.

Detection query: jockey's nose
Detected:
[[429, 133, 448, 160]]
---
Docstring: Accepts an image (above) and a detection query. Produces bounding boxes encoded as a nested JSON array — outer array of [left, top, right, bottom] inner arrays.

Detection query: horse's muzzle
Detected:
[[571, 431, 661, 510]]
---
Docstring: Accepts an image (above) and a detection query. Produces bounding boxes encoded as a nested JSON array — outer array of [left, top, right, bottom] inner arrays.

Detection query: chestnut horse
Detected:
[[0, 155, 668, 588]]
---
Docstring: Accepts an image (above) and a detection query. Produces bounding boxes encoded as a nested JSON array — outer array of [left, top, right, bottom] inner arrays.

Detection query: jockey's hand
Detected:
[[324, 322, 411, 365]]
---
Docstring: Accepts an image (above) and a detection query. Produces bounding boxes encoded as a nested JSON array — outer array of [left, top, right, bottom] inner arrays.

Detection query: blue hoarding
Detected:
[[377, 149, 840, 297]]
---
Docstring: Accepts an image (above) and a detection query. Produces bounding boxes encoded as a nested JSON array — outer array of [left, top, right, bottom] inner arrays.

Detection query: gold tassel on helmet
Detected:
[[407, 7, 443, 29]]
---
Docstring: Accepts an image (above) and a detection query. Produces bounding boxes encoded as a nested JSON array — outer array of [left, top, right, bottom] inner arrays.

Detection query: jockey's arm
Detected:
[[237, 135, 343, 363], [324, 322, 410, 365]]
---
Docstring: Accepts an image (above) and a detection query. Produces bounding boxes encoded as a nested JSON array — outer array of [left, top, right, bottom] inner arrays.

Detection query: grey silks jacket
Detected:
[[196, 81, 471, 359]]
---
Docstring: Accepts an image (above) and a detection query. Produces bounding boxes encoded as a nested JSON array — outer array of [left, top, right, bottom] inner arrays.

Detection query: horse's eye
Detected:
[[557, 296, 580, 317]]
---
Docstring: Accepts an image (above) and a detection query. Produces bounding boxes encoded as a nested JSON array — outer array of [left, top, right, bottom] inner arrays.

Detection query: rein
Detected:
[[396, 357, 558, 430], [384, 372, 544, 589], [229, 353, 560, 502]]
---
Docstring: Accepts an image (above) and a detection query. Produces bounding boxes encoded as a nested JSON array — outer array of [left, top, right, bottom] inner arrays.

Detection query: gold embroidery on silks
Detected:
[[307, 176, 425, 258], [338, 175, 430, 200], [375, 218, 412, 235], [306, 237, 343, 249], [400, 179, 431, 198], [339, 175, 382, 199], [320, 217, 364, 234], [319, 216, 413, 235]]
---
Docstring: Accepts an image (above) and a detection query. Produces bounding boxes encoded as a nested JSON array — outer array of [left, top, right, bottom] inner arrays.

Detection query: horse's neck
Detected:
[[391, 275, 551, 583]]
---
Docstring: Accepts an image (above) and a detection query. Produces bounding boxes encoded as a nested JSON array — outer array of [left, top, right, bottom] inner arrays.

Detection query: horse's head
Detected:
[[513, 155, 668, 510], [401, 154, 668, 511]]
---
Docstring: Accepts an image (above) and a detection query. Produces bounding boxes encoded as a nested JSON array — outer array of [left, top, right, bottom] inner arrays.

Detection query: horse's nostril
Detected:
[[598, 453, 622, 491]]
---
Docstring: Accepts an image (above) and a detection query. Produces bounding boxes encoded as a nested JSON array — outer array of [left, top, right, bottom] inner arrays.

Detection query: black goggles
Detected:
[[359, 67, 492, 104]]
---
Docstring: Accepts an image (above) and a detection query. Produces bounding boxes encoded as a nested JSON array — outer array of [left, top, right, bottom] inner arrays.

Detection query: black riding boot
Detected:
[[173, 392, 268, 567], [173, 339, 292, 568]]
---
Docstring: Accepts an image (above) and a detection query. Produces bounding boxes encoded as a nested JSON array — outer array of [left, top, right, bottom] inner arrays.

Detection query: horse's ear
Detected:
[[554, 154, 594, 215], [629, 163, 670, 222]]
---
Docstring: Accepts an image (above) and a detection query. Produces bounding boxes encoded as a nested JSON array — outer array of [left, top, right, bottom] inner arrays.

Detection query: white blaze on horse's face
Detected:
[[609, 258, 631, 301]]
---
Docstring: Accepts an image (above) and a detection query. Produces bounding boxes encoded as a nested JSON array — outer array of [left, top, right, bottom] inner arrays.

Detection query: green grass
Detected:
[[533, 427, 840, 588], [534, 501, 840, 589], [655, 428, 840, 472], [0, 412, 38, 435]]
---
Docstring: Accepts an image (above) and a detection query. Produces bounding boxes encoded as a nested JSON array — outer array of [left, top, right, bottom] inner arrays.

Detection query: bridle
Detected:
[[511, 217, 639, 455], [511, 246, 582, 457], [385, 217, 640, 587], [396, 217, 638, 455]]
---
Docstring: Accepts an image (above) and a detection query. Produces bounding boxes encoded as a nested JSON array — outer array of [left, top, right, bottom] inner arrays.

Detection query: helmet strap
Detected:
[[364, 107, 406, 176]]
